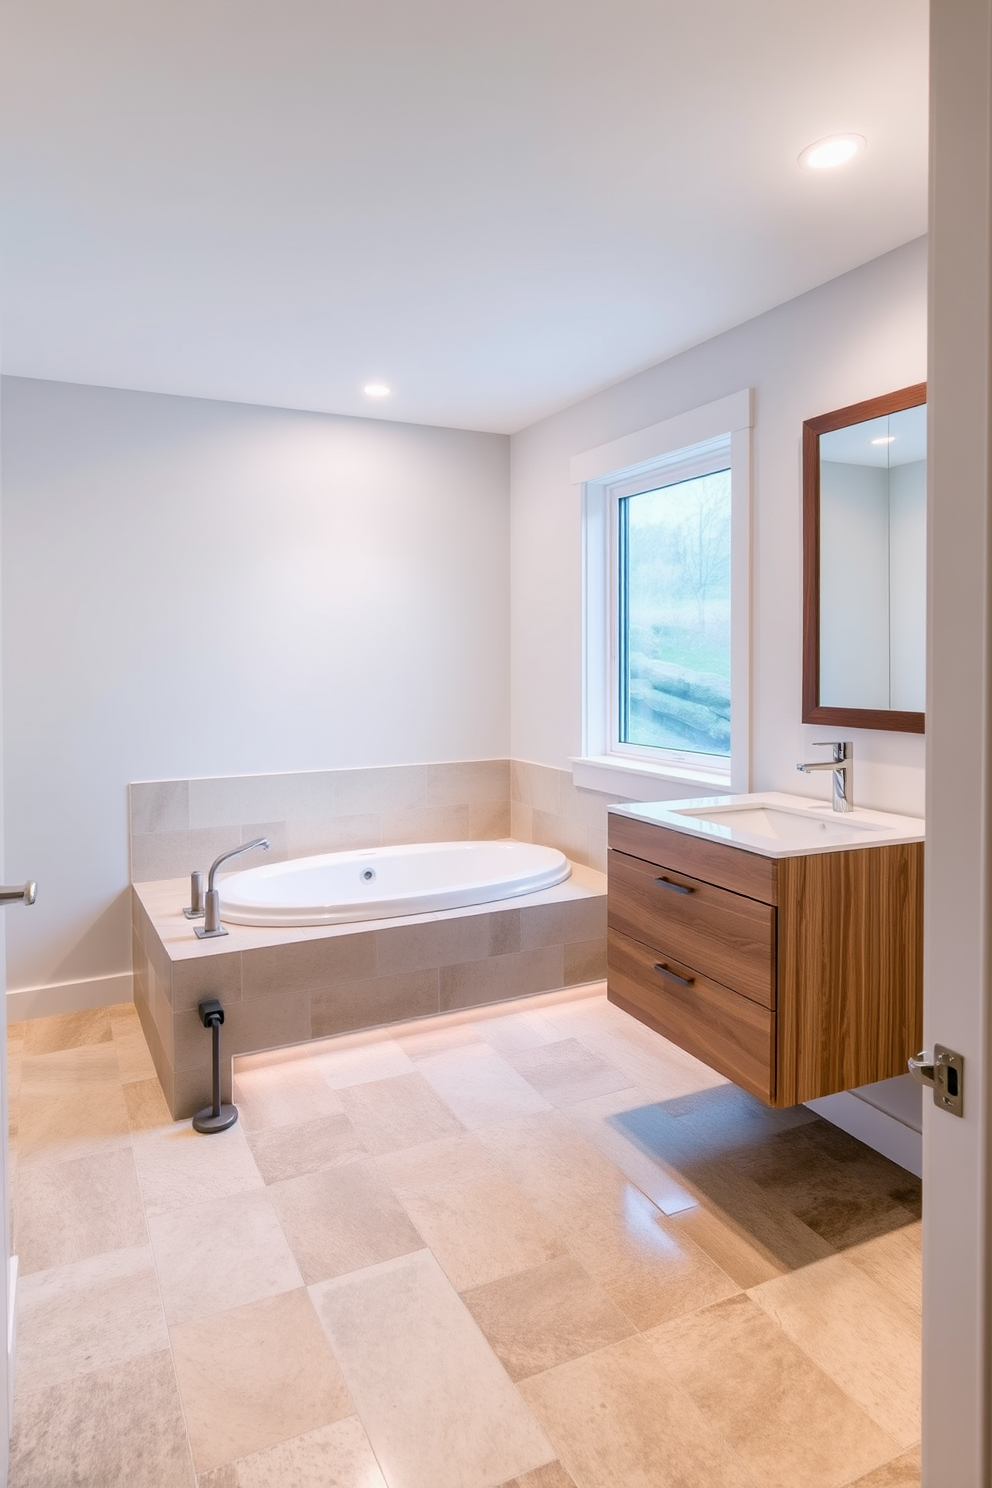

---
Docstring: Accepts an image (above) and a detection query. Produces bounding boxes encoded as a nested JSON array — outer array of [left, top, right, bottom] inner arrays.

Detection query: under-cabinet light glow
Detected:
[[798, 134, 866, 171]]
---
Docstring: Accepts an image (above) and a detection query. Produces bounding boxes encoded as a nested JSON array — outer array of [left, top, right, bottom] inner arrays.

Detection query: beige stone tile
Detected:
[[241, 933, 375, 999], [562, 1089, 698, 1217], [563, 938, 608, 984], [374, 914, 493, 976], [187, 772, 294, 829], [173, 988, 312, 1075], [333, 763, 429, 815], [131, 826, 241, 883], [11, 1349, 195, 1487], [470, 800, 513, 838], [149, 1187, 303, 1324], [381, 803, 471, 845], [132, 1119, 265, 1216], [844, 1446, 921, 1486], [233, 1058, 344, 1131], [124, 1077, 175, 1132], [476, 1007, 564, 1055], [511, 761, 563, 815], [844, 1222, 922, 1316], [497, 1467, 577, 1488], [23, 1006, 113, 1056], [269, 1159, 424, 1283], [531, 809, 590, 868], [311, 1034, 417, 1088], [440, 946, 564, 1012], [339, 1071, 465, 1155], [131, 779, 190, 835], [16, 1147, 148, 1274], [397, 1018, 486, 1059], [462, 1254, 635, 1380], [427, 758, 510, 806], [113, 1018, 160, 1084], [648, 1293, 900, 1488], [18, 1043, 131, 1166], [170, 950, 243, 1013], [518, 898, 606, 951], [374, 1131, 501, 1197], [17, 1244, 167, 1392], [311, 969, 439, 1038], [508, 1038, 631, 1107], [398, 1171, 566, 1290], [246, 1112, 367, 1183], [750, 1254, 921, 1447], [416, 1044, 554, 1129], [511, 800, 534, 841], [478, 1112, 739, 1329], [311, 1249, 556, 1488], [172, 1289, 352, 1474], [285, 812, 381, 857], [519, 1332, 758, 1488], [197, 1415, 388, 1488]]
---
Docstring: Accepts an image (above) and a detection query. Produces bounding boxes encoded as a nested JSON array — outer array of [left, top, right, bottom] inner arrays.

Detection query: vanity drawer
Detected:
[[608, 849, 776, 1009], [609, 814, 777, 904], [608, 929, 775, 1103]]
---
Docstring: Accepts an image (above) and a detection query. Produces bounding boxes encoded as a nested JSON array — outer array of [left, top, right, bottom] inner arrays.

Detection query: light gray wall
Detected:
[[1, 380, 509, 995], [509, 236, 928, 816]]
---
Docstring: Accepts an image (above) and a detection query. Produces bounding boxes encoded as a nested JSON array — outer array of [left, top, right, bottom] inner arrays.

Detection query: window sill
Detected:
[[569, 754, 732, 802]]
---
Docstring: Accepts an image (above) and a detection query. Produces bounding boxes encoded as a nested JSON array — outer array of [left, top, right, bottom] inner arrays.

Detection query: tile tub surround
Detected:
[[7, 992, 921, 1488], [132, 863, 607, 1119], [129, 757, 623, 884]]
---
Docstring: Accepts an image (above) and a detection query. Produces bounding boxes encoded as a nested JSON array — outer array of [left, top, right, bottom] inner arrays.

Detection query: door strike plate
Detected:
[[908, 1044, 964, 1116]]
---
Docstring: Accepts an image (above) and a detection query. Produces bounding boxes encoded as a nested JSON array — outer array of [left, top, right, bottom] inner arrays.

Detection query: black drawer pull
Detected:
[[654, 962, 695, 987], [654, 876, 693, 894]]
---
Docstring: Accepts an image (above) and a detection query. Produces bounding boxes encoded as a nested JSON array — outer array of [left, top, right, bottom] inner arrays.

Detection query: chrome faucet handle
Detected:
[[811, 741, 851, 764], [194, 838, 270, 940]]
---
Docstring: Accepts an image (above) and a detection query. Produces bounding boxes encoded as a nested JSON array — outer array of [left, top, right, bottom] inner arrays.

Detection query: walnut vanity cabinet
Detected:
[[607, 812, 923, 1107]]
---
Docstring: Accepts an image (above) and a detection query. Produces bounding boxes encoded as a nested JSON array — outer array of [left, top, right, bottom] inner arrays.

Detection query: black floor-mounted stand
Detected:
[[192, 998, 238, 1134]]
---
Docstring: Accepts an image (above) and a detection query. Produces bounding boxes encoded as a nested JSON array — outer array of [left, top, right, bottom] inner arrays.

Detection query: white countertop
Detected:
[[609, 791, 925, 860]]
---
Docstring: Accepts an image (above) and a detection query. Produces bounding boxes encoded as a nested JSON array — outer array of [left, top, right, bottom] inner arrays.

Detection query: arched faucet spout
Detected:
[[206, 837, 270, 893]]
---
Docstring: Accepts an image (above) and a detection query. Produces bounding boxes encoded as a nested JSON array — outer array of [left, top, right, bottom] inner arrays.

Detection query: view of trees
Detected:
[[621, 469, 731, 756]]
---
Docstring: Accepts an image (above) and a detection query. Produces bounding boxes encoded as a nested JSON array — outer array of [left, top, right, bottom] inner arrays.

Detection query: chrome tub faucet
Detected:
[[797, 741, 854, 813], [194, 837, 270, 939]]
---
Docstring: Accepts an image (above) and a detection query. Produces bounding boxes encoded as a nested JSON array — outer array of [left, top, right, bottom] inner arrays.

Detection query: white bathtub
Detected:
[[217, 839, 571, 927]]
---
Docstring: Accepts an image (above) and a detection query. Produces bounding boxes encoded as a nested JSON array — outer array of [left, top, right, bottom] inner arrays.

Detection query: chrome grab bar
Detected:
[[0, 882, 35, 906]]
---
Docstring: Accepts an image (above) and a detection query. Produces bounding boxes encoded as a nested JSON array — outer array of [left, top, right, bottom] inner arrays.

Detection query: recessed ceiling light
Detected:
[[363, 383, 391, 398], [871, 436, 896, 445], [798, 134, 866, 171]]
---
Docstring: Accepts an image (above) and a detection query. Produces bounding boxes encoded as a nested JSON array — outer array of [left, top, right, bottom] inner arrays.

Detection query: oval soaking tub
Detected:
[[217, 839, 571, 927]]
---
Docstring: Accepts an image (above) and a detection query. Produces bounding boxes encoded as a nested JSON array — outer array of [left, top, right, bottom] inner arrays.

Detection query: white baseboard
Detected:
[[6, 972, 133, 1023], [806, 1091, 923, 1178]]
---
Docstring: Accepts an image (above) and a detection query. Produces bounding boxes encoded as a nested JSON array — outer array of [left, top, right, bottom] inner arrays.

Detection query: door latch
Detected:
[[909, 1044, 964, 1116]]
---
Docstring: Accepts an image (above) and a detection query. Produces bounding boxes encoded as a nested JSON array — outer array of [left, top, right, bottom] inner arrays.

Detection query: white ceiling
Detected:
[[0, 0, 929, 434]]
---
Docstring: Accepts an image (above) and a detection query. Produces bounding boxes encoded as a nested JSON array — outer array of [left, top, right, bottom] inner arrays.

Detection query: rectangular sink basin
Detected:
[[673, 804, 885, 847]]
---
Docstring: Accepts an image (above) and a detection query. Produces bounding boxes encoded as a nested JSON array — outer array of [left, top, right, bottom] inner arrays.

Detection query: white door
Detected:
[[924, 2, 992, 1481]]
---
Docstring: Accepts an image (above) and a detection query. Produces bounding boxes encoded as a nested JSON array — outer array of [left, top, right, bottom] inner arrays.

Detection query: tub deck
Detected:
[[132, 859, 606, 1118]]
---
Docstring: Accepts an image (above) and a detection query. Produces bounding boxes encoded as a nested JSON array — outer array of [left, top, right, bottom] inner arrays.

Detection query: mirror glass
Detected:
[[819, 404, 926, 711], [803, 385, 926, 733]]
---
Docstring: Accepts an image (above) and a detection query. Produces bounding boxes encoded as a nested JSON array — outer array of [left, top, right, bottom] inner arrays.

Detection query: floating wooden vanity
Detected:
[[607, 797, 924, 1107]]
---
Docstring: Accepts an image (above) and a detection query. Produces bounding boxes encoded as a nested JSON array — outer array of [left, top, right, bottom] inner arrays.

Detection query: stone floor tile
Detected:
[[373, 1132, 500, 1197], [310, 1036, 416, 1089], [843, 1445, 921, 1486], [268, 1160, 424, 1284], [149, 1187, 303, 1325], [196, 1415, 387, 1488], [15, 1147, 148, 1274], [132, 1119, 264, 1215], [462, 1254, 635, 1380], [311, 1250, 556, 1488], [17, 1043, 130, 1166], [507, 1037, 631, 1107], [397, 1171, 566, 1291], [23, 1007, 114, 1057], [415, 1044, 553, 1129], [338, 1071, 465, 1155], [17, 1244, 168, 1392], [246, 1111, 366, 1183], [11, 1348, 194, 1487], [233, 1059, 344, 1131], [171, 1289, 352, 1474], [124, 1076, 174, 1132]]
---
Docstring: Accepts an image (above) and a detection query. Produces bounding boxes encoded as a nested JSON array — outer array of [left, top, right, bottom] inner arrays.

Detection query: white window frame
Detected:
[[571, 389, 753, 800]]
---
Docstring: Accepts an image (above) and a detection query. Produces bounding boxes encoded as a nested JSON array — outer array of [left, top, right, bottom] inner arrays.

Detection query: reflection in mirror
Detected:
[[819, 404, 926, 712], [803, 383, 926, 734]]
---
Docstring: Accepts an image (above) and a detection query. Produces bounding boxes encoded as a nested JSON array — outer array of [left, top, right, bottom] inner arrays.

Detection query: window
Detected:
[[572, 391, 751, 798]]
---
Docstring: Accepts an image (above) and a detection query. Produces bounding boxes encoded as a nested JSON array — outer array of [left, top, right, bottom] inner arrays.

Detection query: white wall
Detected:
[[509, 236, 928, 816], [1, 379, 509, 996], [889, 458, 927, 711]]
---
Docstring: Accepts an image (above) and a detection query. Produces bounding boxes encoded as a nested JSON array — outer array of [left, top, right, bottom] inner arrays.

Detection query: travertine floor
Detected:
[[7, 986, 922, 1487]]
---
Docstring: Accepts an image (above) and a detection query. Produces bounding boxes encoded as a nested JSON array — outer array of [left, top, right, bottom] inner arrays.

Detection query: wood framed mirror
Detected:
[[803, 383, 926, 733]]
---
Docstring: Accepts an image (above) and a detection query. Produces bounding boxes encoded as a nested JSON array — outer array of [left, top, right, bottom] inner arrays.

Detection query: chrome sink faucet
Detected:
[[797, 741, 854, 813], [194, 837, 269, 939]]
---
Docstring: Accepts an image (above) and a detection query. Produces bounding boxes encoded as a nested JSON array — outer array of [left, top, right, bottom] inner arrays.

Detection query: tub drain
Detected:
[[361, 868, 376, 883]]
